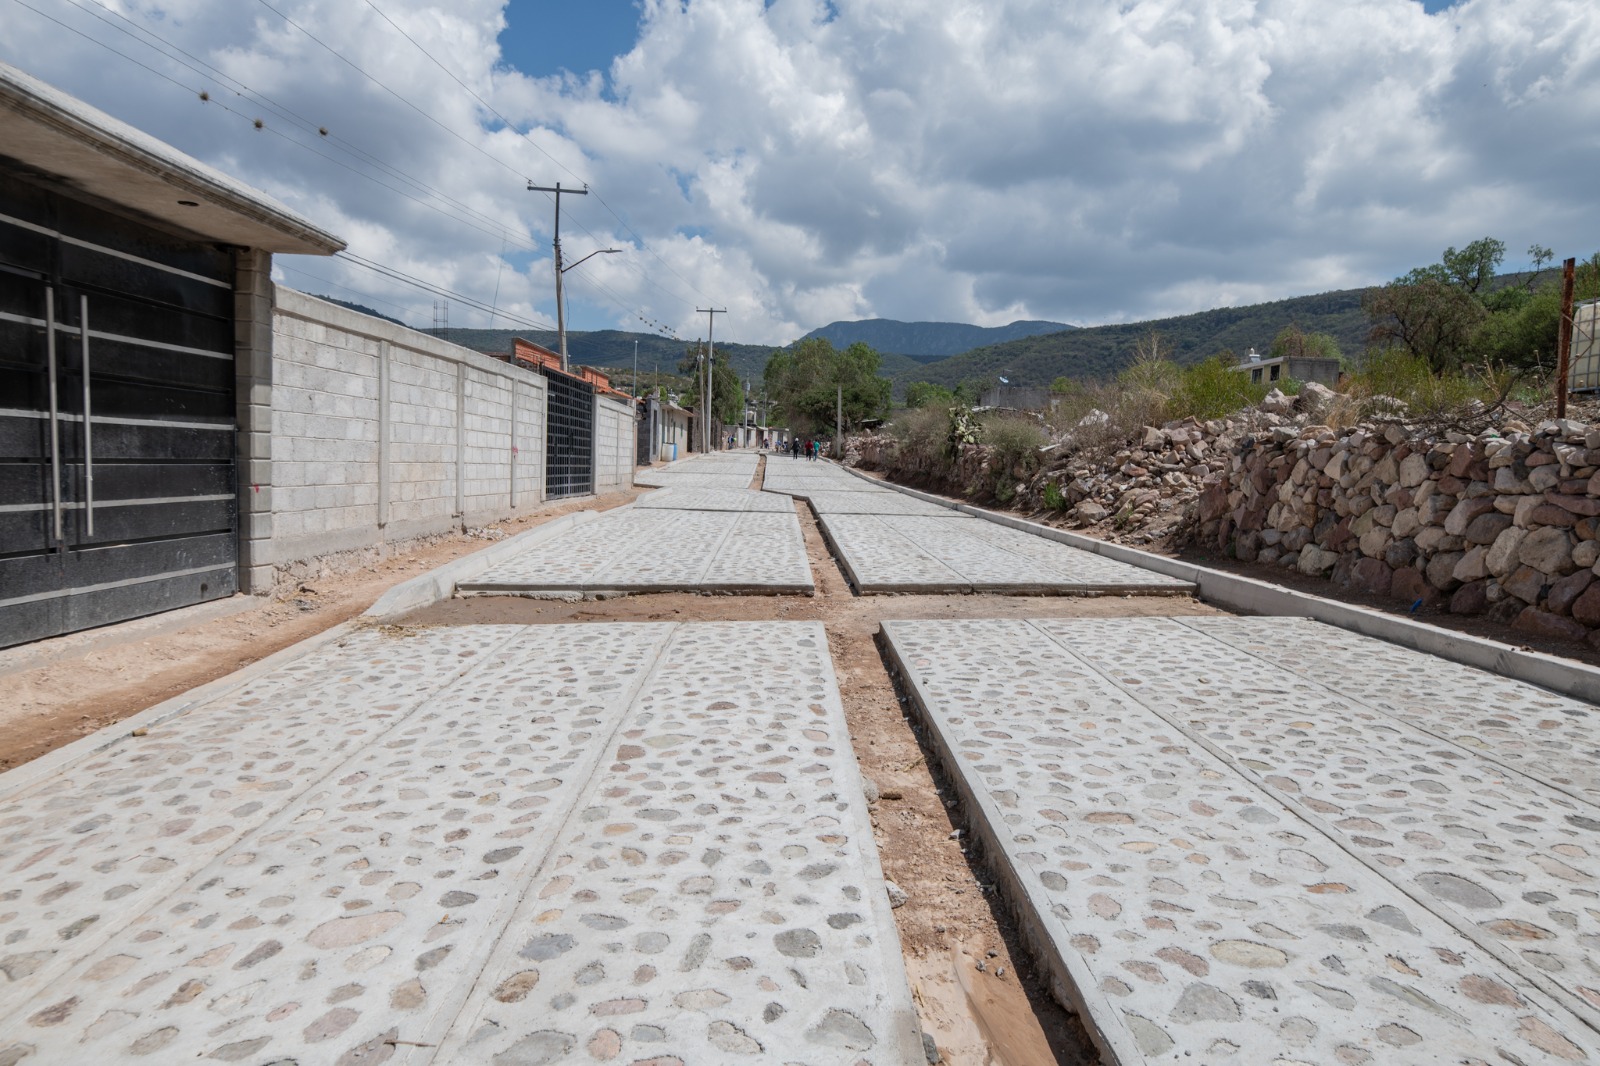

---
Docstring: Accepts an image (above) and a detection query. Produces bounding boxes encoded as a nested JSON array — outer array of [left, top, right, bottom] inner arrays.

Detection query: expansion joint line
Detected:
[[0, 624, 537, 1035], [1021, 618, 1600, 1041], [422, 623, 680, 1062], [1168, 617, 1600, 814]]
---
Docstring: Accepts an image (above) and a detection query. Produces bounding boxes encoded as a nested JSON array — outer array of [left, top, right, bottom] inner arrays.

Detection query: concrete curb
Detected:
[[362, 510, 603, 620], [844, 465, 1600, 704], [0, 621, 361, 799], [878, 622, 1138, 1066]]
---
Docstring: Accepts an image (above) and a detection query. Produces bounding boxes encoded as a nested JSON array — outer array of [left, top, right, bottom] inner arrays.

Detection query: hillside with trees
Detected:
[[891, 288, 1371, 394], [426, 327, 779, 384], [801, 318, 1073, 358]]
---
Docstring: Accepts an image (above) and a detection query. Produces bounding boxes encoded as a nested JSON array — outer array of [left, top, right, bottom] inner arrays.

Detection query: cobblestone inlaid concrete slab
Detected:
[[437, 621, 921, 1064], [635, 488, 796, 513], [0, 622, 918, 1066], [761, 471, 884, 496], [816, 513, 969, 593], [1041, 617, 1600, 1035], [634, 455, 759, 489], [817, 513, 1193, 595], [0, 624, 675, 1065], [0, 625, 526, 1012], [800, 490, 962, 517], [461, 507, 813, 595], [634, 471, 759, 490], [881, 617, 1600, 1065], [1180, 615, 1600, 804]]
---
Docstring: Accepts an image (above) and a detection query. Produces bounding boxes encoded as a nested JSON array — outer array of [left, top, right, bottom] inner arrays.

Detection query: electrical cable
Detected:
[[359, 0, 716, 305], [63, 0, 545, 249], [335, 251, 557, 331], [18, 0, 690, 342]]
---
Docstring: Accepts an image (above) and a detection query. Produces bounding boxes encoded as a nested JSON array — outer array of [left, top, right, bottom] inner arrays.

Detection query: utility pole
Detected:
[[632, 340, 638, 398], [697, 307, 726, 453], [527, 181, 586, 373]]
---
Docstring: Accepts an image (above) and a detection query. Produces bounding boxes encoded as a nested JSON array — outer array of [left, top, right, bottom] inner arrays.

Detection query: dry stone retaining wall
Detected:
[[1197, 415, 1600, 645]]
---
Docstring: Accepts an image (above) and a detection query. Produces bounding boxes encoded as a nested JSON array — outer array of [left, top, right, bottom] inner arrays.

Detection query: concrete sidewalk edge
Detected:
[[0, 620, 361, 798], [362, 510, 606, 619]]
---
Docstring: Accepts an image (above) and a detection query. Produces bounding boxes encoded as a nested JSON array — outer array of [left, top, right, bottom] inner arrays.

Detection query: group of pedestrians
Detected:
[[787, 437, 820, 460]]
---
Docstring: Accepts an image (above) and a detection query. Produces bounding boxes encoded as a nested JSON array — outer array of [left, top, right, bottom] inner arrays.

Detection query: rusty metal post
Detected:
[[1557, 257, 1576, 420]]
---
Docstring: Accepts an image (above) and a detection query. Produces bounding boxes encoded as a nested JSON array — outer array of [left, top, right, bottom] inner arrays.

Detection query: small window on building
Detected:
[[1251, 368, 1262, 384], [1270, 365, 1281, 381]]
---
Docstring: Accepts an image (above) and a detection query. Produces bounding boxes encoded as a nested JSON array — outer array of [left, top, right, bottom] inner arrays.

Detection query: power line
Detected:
[[252, 0, 530, 183], [258, 0, 710, 323], [18, 0, 693, 342], [357, 0, 715, 305], [335, 251, 557, 332], [53, 0, 545, 251]]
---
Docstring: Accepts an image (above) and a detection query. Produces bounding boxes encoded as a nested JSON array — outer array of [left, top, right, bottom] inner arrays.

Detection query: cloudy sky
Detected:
[[4, 0, 1598, 345]]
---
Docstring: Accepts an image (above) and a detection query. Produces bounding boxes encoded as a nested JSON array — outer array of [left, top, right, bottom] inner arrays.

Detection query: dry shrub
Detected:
[[886, 405, 954, 479]]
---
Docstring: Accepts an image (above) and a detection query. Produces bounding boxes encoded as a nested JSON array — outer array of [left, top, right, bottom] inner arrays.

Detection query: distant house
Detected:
[[1230, 348, 1340, 388], [978, 385, 1055, 412]]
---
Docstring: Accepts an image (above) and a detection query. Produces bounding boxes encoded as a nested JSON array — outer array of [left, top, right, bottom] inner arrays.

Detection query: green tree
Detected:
[[764, 337, 891, 433], [679, 342, 743, 424], [1269, 324, 1341, 362], [1401, 237, 1506, 294], [904, 380, 955, 409]]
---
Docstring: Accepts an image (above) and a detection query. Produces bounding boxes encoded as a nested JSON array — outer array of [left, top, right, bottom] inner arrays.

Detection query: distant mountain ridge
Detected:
[[886, 288, 1371, 393], [800, 318, 1074, 359]]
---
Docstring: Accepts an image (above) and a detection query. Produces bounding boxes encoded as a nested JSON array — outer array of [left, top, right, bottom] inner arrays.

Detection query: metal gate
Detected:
[[636, 400, 654, 466], [1, 176, 238, 648], [542, 367, 594, 499]]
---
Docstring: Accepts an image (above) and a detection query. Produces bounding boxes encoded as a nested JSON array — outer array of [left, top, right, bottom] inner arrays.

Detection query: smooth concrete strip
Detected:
[[881, 617, 1599, 1065], [434, 621, 922, 1065], [363, 511, 601, 620], [840, 465, 1600, 706], [0, 625, 531, 1020]]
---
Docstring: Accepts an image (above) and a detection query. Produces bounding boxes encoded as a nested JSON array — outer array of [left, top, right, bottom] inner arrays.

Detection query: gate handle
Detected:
[[80, 294, 93, 536], [45, 286, 63, 544]]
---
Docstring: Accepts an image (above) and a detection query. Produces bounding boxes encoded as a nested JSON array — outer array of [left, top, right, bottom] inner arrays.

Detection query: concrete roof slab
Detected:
[[0, 60, 343, 254]]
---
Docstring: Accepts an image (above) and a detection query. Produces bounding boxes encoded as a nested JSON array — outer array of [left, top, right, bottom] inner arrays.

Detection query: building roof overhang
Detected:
[[0, 61, 345, 255]]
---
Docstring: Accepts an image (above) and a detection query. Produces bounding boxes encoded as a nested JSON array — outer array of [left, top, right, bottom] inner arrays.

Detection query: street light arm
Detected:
[[561, 248, 621, 274]]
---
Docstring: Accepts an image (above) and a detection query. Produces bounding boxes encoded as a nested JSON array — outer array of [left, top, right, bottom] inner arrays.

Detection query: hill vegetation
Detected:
[[801, 318, 1072, 358], [423, 327, 779, 384], [890, 288, 1371, 394]]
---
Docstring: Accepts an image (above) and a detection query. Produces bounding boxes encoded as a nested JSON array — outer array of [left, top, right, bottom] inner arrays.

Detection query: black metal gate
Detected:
[[1, 175, 238, 648], [636, 400, 653, 466], [543, 367, 594, 499]]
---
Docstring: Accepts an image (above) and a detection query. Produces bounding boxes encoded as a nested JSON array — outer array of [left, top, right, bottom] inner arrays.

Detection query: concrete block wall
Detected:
[[595, 394, 635, 492], [257, 288, 548, 582]]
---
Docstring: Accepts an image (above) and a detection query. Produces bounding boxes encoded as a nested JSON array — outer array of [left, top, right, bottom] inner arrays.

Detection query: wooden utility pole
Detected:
[[1558, 257, 1577, 420], [697, 307, 726, 452]]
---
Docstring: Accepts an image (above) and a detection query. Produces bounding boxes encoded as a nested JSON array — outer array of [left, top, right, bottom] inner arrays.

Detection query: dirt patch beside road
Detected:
[[0, 491, 639, 773]]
